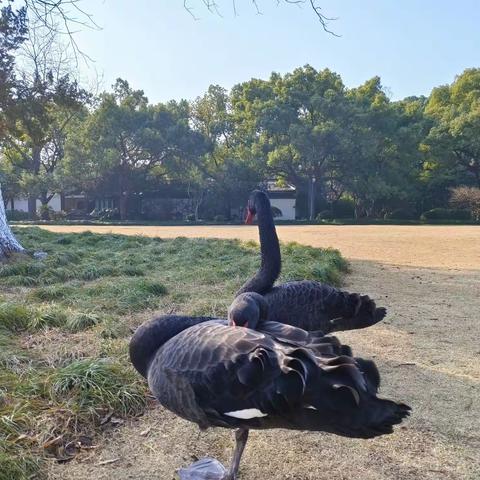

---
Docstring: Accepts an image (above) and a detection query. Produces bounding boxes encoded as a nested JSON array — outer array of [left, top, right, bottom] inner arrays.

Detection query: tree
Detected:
[[65, 79, 209, 220], [336, 78, 423, 218], [2, 25, 89, 218], [190, 84, 262, 219], [232, 66, 348, 219], [450, 186, 480, 221], [423, 69, 480, 189], [0, 181, 25, 257], [0, 2, 27, 257], [0, 0, 94, 257]]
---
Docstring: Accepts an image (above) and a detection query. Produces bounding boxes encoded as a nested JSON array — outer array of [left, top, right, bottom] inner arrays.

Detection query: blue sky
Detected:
[[75, 0, 480, 103]]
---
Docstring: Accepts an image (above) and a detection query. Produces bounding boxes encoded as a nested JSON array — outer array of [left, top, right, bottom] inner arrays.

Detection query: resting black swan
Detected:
[[237, 190, 387, 333], [130, 306, 410, 479]]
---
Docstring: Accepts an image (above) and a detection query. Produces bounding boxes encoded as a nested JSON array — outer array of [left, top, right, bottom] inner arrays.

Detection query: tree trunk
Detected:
[[119, 193, 128, 221], [27, 145, 42, 219], [308, 176, 316, 221], [39, 193, 50, 220], [194, 199, 201, 221], [28, 195, 37, 219], [0, 183, 25, 259]]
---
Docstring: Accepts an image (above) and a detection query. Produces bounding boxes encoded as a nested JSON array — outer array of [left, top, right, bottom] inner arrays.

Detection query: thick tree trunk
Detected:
[[0, 183, 25, 259]]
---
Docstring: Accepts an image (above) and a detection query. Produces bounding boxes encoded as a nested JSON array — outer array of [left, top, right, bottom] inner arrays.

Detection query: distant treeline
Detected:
[[2, 61, 480, 221]]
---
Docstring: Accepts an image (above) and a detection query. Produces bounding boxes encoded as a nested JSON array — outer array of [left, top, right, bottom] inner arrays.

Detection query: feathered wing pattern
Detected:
[[147, 321, 410, 437], [264, 281, 387, 333]]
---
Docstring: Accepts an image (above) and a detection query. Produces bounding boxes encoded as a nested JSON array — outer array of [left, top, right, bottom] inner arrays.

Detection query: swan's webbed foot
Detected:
[[178, 457, 227, 479]]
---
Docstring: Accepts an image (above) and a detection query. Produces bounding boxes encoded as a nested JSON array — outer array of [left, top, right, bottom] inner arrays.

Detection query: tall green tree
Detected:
[[423, 69, 480, 189], [66, 79, 209, 220], [232, 66, 348, 219], [2, 26, 89, 217], [191, 84, 262, 219], [336, 78, 424, 217]]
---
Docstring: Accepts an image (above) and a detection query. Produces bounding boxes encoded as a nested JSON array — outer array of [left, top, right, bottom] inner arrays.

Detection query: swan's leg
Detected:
[[223, 428, 249, 480]]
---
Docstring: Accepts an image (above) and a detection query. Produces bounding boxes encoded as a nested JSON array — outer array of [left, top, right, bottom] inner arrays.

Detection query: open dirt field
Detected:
[[40, 225, 480, 480]]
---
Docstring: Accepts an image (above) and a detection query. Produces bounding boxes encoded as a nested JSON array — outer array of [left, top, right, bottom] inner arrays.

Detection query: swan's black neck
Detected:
[[236, 192, 281, 296], [129, 315, 216, 378]]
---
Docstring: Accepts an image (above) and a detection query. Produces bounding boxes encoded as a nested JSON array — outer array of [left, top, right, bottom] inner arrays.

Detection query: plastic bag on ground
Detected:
[[178, 457, 227, 480]]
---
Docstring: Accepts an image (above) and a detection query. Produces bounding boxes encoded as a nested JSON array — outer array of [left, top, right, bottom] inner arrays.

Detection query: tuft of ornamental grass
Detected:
[[28, 306, 68, 330], [47, 358, 146, 419], [30, 284, 75, 302], [0, 304, 32, 332], [0, 449, 42, 480], [66, 312, 99, 333], [0, 332, 29, 372]]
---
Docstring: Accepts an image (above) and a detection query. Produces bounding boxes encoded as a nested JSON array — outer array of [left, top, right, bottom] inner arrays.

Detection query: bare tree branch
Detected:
[[184, 0, 339, 34], [23, 0, 100, 65]]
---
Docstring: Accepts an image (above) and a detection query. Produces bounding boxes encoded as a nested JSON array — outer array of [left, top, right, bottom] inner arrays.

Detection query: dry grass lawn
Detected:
[[36, 225, 480, 480]]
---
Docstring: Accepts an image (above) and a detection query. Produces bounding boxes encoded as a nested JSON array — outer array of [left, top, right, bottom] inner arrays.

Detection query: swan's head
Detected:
[[228, 292, 268, 329], [245, 189, 270, 224]]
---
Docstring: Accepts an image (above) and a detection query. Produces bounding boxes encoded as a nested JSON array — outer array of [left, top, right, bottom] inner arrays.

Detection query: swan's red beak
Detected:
[[245, 209, 255, 224]]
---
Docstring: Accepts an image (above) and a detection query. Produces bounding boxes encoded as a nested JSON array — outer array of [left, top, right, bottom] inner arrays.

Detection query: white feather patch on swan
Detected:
[[224, 408, 268, 419]]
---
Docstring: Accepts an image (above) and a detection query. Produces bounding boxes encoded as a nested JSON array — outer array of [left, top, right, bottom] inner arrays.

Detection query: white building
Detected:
[[6, 194, 62, 212], [267, 183, 296, 220]]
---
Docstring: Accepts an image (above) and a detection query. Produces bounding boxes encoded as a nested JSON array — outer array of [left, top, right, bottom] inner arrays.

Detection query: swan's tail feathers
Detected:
[[364, 399, 411, 437], [354, 358, 381, 393], [300, 354, 410, 439], [329, 293, 387, 332]]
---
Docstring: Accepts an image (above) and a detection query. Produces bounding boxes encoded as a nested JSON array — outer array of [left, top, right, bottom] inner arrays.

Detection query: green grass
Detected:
[[0, 226, 348, 478]]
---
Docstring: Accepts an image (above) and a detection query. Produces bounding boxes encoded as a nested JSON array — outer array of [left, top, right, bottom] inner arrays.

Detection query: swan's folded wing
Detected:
[[150, 322, 410, 437], [257, 321, 348, 356], [153, 322, 312, 427]]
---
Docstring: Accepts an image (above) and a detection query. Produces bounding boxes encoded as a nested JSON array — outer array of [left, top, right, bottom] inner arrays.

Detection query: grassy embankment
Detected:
[[0, 227, 347, 479]]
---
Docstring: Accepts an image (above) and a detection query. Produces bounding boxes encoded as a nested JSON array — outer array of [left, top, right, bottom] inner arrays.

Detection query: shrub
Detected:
[[90, 208, 120, 221], [5, 210, 30, 222], [420, 208, 471, 221], [332, 198, 355, 218], [384, 208, 417, 220], [316, 210, 334, 221], [213, 214, 226, 222], [450, 186, 480, 221], [37, 204, 55, 221]]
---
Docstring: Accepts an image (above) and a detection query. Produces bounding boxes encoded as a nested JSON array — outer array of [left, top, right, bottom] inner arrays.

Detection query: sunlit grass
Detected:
[[0, 227, 348, 477]]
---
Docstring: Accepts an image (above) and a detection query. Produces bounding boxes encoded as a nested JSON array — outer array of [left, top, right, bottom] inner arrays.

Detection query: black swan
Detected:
[[237, 190, 387, 333], [130, 308, 410, 479]]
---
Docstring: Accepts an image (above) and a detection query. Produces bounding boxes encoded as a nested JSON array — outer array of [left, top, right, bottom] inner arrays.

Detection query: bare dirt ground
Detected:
[[39, 225, 480, 480]]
